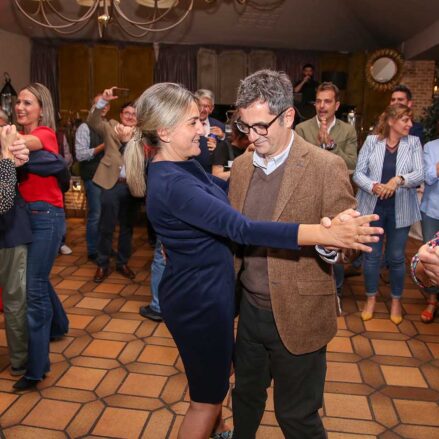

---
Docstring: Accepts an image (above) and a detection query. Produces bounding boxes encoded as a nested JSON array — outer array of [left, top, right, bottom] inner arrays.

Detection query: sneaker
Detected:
[[139, 305, 163, 322], [59, 244, 73, 255]]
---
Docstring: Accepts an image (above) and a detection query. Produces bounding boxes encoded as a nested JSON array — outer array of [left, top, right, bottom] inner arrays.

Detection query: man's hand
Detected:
[[207, 136, 217, 152], [318, 118, 329, 145], [210, 126, 224, 139], [102, 86, 120, 102], [115, 124, 134, 142], [436, 162, 439, 177]]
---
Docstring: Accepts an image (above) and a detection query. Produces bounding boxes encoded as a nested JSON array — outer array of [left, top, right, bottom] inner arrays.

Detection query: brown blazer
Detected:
[[229, 132, 356, 355], [88, 106, 124, 190]]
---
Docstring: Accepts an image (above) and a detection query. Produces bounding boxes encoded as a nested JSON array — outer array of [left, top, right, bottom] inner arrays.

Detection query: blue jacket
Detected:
[[0, 151, 68, 249]]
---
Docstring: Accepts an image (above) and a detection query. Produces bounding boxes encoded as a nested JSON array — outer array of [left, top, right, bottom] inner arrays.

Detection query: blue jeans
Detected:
[[150, 240, 165, 313], [363, 204, 410, 299], [421, 211, 439, 243], [26, 202, 69, 380], [84, 179, 102, 256]]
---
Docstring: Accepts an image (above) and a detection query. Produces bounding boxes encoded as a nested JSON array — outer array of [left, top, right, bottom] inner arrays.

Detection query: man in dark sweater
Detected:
[[74, 95, 109, 261], [229, 70, 356, 438]]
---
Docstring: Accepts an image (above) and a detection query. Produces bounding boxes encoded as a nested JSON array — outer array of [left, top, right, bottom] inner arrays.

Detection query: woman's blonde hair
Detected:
[[374, 104, 413, 140], [21, 83, 56, 130], [125, 83, 196, 197]]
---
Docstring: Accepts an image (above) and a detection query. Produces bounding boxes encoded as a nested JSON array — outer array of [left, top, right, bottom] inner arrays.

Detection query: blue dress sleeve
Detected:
[[208, 173, 229, 193], [166, 175, 299, 250]]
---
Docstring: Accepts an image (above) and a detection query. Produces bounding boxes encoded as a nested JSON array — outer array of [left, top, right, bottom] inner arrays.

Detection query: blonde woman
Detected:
[[354, 104, 423, 324], [125, 82, 382, 439]]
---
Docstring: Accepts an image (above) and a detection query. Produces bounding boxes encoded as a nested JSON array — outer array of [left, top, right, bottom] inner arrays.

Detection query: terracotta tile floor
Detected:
[[0, 218, 438, 438]]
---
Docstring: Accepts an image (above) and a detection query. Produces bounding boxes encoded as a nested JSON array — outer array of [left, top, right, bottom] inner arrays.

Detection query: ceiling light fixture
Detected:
[[13, 0, 284, 38]]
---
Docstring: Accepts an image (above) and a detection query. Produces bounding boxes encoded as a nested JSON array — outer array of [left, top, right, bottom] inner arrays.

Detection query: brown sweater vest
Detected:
[[240, 163, 287, 310]]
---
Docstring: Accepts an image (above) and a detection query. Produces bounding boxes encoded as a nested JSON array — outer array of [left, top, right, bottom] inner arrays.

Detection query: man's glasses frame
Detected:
[[235, 108, 288, 136]]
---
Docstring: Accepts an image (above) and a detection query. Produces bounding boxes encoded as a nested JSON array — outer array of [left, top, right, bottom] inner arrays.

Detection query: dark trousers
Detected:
[[232, 295, 327, 439], [97, 182, 138, 268]]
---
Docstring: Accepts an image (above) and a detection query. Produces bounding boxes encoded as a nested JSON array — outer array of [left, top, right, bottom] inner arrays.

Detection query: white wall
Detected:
[[0, 28, 31, 92]]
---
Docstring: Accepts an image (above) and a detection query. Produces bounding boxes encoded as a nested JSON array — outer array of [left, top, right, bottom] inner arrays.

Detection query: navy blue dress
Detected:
[[147, 159, 300, 403]]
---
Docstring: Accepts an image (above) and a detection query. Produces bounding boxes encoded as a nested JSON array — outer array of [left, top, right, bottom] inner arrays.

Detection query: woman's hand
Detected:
[[1, 125, 28, 166], [418, 244, 439, 285], [102, 86, 120, 102], [372, 183, 383, 196], [385, 176, 399, 191], [378, 183, 395, 199], [11, 135, 30, 167], [319, 212, 382, 252], [1, 124, 16, 160]]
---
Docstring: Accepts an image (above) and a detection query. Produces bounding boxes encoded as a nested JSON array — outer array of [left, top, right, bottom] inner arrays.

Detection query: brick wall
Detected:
[[400, 60, 435, 119]]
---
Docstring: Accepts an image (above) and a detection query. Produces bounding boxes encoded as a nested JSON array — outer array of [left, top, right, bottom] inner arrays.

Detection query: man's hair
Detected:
[[235, 70, 294, 119], [194, 89, 215, 105], [120, 101, 135, 112], [303, 63, 315, 70], [316, 82, 340, 102], [391, 84, 412, 101]]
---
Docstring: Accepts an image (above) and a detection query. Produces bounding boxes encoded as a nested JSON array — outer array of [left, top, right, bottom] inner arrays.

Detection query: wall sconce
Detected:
[[0, 73, 17, 120]]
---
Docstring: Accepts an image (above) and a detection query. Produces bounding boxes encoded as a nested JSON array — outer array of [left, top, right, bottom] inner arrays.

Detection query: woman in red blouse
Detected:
[[13, 83, 69, 391]]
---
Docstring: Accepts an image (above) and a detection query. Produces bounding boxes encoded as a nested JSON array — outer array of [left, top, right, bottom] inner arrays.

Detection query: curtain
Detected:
[[30, 40, 60, 116], [154, 44, 198, 91]]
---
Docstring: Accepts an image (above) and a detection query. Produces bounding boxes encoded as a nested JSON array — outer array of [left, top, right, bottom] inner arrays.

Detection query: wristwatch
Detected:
[[397, 175, 405, 186]]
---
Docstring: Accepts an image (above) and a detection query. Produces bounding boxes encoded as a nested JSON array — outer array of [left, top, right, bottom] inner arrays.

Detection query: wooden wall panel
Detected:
[[58, 44, 90, 120], [92, 45, 120, 119], [119, 46, 154, 104], [218, 50, 246, 104], [197, 48, 219, 97]]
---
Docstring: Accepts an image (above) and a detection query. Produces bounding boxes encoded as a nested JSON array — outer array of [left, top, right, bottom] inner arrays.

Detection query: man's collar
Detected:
[[252, 131, 294, 175]]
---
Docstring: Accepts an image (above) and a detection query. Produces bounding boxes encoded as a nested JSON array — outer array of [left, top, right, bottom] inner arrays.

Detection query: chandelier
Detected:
[[13, 0, 285, 38]]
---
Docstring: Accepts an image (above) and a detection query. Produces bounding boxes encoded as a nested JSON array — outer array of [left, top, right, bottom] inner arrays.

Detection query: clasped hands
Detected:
[[0, 124, 29, 167], [372, 176, 400, 200], [320, 208, 383, 254], [418, 243, 439, 286], [114, 124, 135, 143]]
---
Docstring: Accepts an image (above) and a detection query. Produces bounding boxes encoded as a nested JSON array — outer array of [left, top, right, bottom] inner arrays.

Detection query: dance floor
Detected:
[[0, 218, 438, 438]]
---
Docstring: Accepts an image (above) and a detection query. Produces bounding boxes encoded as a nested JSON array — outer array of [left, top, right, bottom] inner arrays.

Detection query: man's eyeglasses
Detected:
[[235, 108, 288, 136], [122, 111, 136, 118]]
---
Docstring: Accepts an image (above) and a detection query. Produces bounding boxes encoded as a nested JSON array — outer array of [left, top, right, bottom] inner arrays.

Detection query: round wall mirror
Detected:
[[366, 49, 404, 91]]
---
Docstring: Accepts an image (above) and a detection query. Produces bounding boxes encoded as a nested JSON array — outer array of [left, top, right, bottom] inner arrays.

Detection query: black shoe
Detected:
[[116, 264, 135, 280], [94, 266, 110, 283], [50, 334, 66, 342], [88, 253, 98, 262], [13, 376, 41, 391], [139, 305, 163, 322]]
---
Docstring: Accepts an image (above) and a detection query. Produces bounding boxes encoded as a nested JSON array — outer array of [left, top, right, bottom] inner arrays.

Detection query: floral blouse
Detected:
[[0, 158, 16, 215]]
